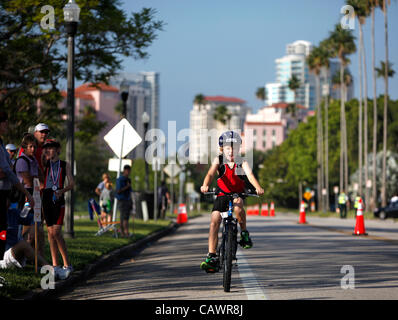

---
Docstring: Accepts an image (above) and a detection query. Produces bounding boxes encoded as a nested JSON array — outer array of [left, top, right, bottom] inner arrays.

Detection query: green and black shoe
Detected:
[[200, 253, 219, 273], [239, 230, 253, 249]]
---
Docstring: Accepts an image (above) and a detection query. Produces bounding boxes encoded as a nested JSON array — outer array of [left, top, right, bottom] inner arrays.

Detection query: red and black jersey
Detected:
[[43, 159, 67, 191], [216, 160, 246, 196]]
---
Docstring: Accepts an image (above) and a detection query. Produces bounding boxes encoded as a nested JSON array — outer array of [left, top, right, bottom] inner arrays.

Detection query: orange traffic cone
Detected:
[[299, 200, 307, 224], [353, 198, 367, 236], [177, 203, 188, 224], [270, 202, 275, 217], [261, 203, 269, 216], [254, 204, 260, 216], [247, 205, 254, 215]]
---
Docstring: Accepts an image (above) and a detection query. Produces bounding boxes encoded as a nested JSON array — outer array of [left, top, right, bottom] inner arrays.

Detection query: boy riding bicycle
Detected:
[[200, 131, 264, 273]]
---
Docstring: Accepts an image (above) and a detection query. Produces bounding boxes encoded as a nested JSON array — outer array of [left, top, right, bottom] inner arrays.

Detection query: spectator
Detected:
[[0, 111, 35, 260], [338, 190, 348, 219], [95, 173, 110, 197], [157, 180, 170, 219], [5, 144, 17, 165], [100, 181, 114, 225], [15, 133, 44, 256], [116, 165, 132, 238], [19, 123, 50, 174], [0, 207, 49, 270], [42, 139, 74, 280]]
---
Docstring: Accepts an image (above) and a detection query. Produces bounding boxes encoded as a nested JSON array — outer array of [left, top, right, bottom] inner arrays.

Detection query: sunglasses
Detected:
[[40, 130, 50, 134]]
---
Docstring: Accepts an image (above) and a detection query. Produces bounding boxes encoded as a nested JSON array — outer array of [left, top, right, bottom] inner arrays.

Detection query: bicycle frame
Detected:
[[205, 190, 258, 292]]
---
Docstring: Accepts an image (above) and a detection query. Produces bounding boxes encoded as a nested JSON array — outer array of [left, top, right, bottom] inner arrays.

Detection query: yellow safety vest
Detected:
[[354, 196, 361, 209], [338, 194, 347, 204]]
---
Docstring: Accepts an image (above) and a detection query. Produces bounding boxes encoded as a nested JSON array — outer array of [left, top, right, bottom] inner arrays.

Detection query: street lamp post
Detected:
[[120, 80, 129, 119], [142, 112, 150, 191], [63, 0, 80, 239]]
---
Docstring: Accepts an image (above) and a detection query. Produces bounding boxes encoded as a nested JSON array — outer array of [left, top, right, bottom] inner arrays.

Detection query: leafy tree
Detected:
[[287, 74, 300, 118], [258, 96, 398, 208], [194, 93, 206, 111], [328, 23, 356, 194], [213, 105, 231, 127], [0, 0, 164, 142], [75, 105, 107, 144], [255, 87, 266, 106], [379, 0, 391, 206]]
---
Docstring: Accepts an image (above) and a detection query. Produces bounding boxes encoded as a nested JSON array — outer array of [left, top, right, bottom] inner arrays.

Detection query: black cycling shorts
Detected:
[[42, 189, 65, 227], [212, 195, 241, 213]]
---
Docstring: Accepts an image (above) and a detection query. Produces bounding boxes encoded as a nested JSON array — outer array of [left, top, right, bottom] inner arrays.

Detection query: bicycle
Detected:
[[204, 190, 259, 292]]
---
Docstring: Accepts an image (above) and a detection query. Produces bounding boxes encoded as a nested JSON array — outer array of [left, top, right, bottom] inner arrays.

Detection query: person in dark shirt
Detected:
[[116, 165, 132, 237], [157, 181, 170, 219]]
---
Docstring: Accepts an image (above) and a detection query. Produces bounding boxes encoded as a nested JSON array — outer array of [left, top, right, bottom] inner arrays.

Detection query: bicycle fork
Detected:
[[223, 218, 239, 263]]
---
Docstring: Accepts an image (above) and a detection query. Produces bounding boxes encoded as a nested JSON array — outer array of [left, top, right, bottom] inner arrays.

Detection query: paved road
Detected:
[[56, 213, 398, 300]]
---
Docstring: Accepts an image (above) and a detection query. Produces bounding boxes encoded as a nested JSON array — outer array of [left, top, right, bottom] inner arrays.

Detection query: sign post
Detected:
[[33, 178, 41, 273], [163, 162, 181, 215], [152, 157, 161, 221], [104, 119, 142, 237]]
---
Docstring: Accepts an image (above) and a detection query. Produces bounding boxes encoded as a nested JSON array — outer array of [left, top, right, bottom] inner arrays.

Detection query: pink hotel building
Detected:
[[59, 82, 121, 139], [241, 102, 308, 153]]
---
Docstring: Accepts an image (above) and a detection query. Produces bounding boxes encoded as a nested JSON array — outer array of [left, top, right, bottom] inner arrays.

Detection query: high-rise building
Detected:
[[266, 40, 353, 110], [110, 72, 160, 159], [189, 96, 249, 164]]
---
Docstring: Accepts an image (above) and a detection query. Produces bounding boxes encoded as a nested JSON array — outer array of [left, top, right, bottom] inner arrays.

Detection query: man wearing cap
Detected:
[[19, 123, 50, 174], [5, 144, 17, 165]]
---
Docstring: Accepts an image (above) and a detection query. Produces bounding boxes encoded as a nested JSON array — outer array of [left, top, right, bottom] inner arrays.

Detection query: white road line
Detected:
[[236, 250, 268, 300]]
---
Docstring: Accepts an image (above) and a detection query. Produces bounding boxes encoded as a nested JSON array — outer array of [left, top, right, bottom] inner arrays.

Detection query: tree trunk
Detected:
[[358, 21, 364, 197], [340, 63, 344, 193], [343, 84, 349, 197], [324, 73, 329, 212], [371, 7, 378, 210], [361, 21, 370, 210], [316, 74, 323, 212], [381, 1, 389, 207]]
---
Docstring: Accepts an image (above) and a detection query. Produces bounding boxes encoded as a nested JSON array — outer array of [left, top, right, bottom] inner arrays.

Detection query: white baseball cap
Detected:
[[5, 144, 17, 151], [34, 123, 50, 132]]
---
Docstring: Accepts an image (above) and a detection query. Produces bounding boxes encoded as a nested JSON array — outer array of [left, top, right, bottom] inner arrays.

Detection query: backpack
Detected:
[[9, 156, 31, 207]]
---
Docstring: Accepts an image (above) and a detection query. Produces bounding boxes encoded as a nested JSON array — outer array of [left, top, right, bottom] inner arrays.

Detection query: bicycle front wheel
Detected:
[[223, 222, 234, 292]]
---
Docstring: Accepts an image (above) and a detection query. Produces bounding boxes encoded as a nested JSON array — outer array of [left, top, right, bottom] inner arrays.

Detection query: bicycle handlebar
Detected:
[[203, 191, 259, 198]]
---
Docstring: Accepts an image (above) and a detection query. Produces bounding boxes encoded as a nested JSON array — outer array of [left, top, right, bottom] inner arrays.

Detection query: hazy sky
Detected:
[[119, 0, 398, 135]]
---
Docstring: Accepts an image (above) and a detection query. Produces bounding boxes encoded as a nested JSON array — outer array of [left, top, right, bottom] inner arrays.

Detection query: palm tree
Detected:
[[213, 105, 231, 128], [375, 60, 396, 78], [347, 0, 371, 202], [287, 74, 300, 119], [370, 0, 379, 210], [376, 59, 395, 204], [307, 45, 329, 212], [328, 24, 356, 194], [319, 39, 334, 212], [255, 87, 267, 106], [380, 0, 390, 207], [194, 93, 206, 111]]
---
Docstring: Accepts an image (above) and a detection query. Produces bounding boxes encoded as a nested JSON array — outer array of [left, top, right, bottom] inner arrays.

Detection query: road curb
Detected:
[[18, 221, 180, 300]]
